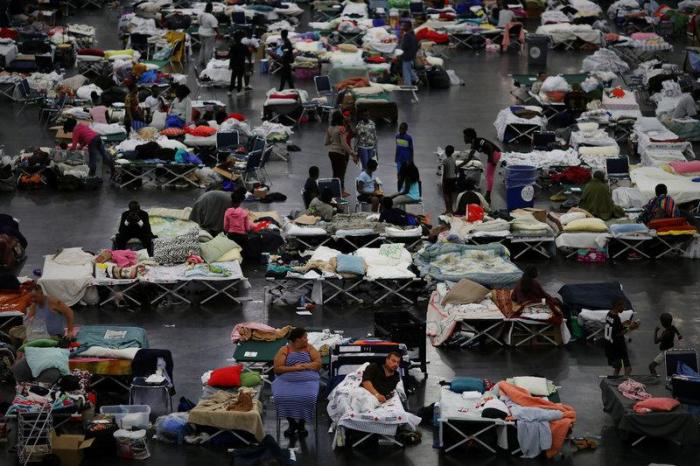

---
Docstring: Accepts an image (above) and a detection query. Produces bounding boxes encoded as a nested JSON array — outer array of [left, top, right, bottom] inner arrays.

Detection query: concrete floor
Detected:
[[0, 4, 699, 466]]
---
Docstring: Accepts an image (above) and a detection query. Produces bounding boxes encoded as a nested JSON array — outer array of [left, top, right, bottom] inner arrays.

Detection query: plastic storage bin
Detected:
[[527, 34, 549, 67], [100, 405, 151, 429]]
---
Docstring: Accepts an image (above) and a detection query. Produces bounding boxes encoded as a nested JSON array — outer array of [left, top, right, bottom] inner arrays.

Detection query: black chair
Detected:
[[130, 33, 150, 58], [16, 79, 45, 115], [216, 131, 240, 161]]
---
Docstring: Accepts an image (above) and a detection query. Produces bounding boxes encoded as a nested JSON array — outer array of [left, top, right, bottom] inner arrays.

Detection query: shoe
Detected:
[[237, 91, 245, 96], [245, 85, 253, 91], [227, 91, 232, 95]]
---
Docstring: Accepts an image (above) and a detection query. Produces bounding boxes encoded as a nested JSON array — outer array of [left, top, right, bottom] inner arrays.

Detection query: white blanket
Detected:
[[38, 248, 94, 306], [78, 346, 141, 359], [494, 106, 546, 142], [630, 166, 700, 204], [327, 363, 420, 436], [355, 245, 415, 280]]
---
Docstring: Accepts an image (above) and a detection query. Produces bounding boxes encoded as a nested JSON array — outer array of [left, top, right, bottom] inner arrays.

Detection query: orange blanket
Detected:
[[498, 381, 576, 458], [0, 281, 34, 314]]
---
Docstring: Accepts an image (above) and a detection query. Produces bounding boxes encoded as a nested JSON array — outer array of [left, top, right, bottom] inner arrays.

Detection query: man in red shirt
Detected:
[[63, 118, 114, 178]]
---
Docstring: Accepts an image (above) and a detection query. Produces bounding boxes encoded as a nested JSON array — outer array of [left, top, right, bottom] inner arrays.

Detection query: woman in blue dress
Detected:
[[272, 327, 321, 438]]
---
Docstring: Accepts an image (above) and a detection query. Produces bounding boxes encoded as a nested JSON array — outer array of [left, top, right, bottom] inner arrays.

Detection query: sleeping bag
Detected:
[[439, 377, 485, 393]]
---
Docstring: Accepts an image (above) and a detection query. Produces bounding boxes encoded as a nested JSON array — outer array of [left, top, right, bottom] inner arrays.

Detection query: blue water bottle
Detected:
[[432, 402, 441, 448]]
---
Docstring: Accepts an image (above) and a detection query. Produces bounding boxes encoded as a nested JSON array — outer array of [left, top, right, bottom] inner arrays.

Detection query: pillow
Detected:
[[240, 371, 262, 387], [24, 347, 70, 378], [336, 254, 366, 275], [450, 376, 485, 394], [563, 218, 608, 232], [104, 49, 134, 59], [185, 125, 217, 137], [153, 228, 200, 265], [207, 364, 243, 387], [339, 43, 358, 53], [609, 223, 649, 236], [668, 160, 700, 175], [633, 397, 680, 414], [511, 376, 550, 396], [77, 48, 104, 57], [160, 127, 185, 137], [559, 211, 587, 226], [442, 279, 489, 306], [200, 233, 240, 263], [218, 248, 242, 263]]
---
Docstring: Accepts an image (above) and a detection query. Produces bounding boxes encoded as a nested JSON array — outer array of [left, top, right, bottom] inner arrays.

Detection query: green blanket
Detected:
[[578, 179, 625, 221]]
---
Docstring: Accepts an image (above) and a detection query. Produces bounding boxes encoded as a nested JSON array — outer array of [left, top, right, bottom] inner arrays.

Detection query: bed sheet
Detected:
[[149, 215, 200, 239], [602, 89, 639, 111], [535, 23, 603, 44], [571, 130, 618, 149], [555, 232, 610, 249], [188, 390, 265, 440], [426, 289, 503, 346], [494, 106, 546, 142], [327, 363, 420, 435], [630, 166, 700, 204], [78, 346, 140, 359], [144, 261, 243, 282], [183, 133, 217, 147], [74, 325, 148, 355], [199, 59, 231, 84], [415, 243, 522, 287], [660, 117, 700, 143], [355, 246, 415, 280], [579, 309, 634, 323], [69, 357, 133, 375], [640, 149, 687, 167], [500, 149, 580, 169], [38, 248, 94, 307]]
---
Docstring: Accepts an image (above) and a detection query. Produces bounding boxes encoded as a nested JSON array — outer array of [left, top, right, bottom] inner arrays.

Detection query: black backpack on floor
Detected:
[[427, 67, 450, 89]]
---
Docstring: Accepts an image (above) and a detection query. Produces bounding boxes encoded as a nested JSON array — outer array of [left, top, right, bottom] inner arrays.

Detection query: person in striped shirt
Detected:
[[637, 184, 679, 224]]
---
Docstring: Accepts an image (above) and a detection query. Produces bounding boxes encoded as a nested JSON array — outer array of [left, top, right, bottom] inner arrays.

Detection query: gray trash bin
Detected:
[[527, 34, 549, 67]]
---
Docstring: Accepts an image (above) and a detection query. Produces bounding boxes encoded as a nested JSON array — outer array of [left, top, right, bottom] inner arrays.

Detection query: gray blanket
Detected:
[[600, 376, 700, 445], [189, 190, 231, 234]]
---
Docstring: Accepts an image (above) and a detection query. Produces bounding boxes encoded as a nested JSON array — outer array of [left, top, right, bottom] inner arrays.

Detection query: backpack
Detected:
[[427, 67, 450, 89]]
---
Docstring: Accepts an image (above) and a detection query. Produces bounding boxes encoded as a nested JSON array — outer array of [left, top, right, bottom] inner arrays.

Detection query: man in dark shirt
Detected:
[[228, 32, 251, 96], [278, 29, 295, 91], [302, 166, 320, 208], [649, 312, 682, 375], [604, 298, 638, 376], [361, 351, 401, 403], [379, 197, 409, 226], [399, 22, 418, 86], [115, 201, 155, 256]]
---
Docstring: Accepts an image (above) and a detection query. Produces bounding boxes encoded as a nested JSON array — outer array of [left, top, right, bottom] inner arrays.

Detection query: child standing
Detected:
[[395, 122, 413, 190], [302, 166, 320, 209], [649, 313, 682, 376], [441, 145, 458, 214], [604, 298, 638, 376]]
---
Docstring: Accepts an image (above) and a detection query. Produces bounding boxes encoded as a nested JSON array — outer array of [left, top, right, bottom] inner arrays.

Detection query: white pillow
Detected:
[[559, 211, 587, 225], [511, 376, 550, 396], [482, 398, 509, 414]]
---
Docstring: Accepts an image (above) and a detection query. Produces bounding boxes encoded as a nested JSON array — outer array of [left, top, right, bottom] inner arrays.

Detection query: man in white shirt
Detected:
[[197, 2, 219, 67]]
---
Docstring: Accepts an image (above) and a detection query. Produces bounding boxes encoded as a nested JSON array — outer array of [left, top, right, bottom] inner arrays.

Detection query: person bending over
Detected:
[[223, 192, 252, 252], [361, 351, 401, 403], [115, 201, 155, 256], [26, 285, 74, 339], [63, 118, 114, 179]]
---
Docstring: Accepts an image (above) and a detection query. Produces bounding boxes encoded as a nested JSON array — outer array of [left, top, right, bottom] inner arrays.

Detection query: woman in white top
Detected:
[[197, 2, 219, 66], [169, 85, 192, 125]]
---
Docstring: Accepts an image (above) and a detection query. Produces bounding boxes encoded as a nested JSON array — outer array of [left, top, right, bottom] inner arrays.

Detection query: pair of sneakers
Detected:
[[283, 419, 308, 438]]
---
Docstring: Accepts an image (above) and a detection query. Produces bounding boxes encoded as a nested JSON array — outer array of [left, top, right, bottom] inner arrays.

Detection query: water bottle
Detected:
[[432, 402, 441, 448]]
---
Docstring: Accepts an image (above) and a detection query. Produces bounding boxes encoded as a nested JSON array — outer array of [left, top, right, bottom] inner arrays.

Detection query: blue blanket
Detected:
[[74, 325, 149, 355]]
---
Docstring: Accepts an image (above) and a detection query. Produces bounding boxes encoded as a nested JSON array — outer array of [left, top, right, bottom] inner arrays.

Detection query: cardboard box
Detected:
[[213, 166, 240, 181], [51, 433, 94, 466], [253, 186, 268, 199]]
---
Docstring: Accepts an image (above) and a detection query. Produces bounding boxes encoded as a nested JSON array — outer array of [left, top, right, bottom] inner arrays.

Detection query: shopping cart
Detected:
[[17, 400, 54, 465]]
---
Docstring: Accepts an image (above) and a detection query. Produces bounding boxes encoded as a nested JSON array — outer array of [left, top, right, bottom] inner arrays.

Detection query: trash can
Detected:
[[506, 165, 537, 211], [527, 34, 549, 67]]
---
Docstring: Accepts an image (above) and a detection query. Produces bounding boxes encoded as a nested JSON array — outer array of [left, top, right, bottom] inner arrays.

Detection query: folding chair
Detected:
[[318, 177, 349, 212], [216, 130, 240, 162], [16, 79, 45, 115], [129, 349, 175, 417], [39, 94, 67, 126], [130, 33, 150, 59], [313, 75, 337, 120], [409, 1, 426, 21], [606, 156, 630, 189]]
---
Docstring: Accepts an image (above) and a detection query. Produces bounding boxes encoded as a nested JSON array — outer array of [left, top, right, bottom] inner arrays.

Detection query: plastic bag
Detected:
[[25, 317, 50, 342], [114, 429, 150, 460], [154, 412, 190, 445], [466, 204, 485, 222]]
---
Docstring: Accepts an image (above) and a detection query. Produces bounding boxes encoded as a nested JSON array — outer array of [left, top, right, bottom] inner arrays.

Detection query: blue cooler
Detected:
[[506, 165, 537, 211]]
